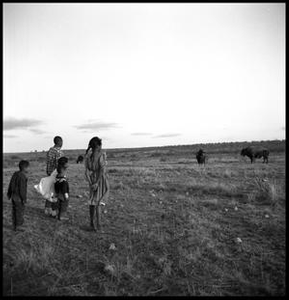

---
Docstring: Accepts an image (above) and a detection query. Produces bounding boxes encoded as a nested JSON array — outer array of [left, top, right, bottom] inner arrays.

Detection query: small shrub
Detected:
[[154, 183, 166, 192], [11, 155, 20, 160], [37, 156, 46, 163], [151, 152, 161, 157], [113, 182, 125, 190], [249, 177, 279, 206], [3, 161, 10, 169], [108, 153, 115, 159], [224, 169, 232, 178], [200, 198, 219, 209]]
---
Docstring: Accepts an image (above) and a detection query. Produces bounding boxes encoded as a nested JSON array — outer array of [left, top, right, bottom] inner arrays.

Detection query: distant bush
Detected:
[[177, 160, 187, 164], [185, 140, 285, 155], [3, 161, 9, 169], [130, 154, 138, 160], [3, 160, 17, 169], [108, 168, 119, 174], [37, 156, 46, 163], [113, 181, 125, 190], [151, 152, 162, 157], [108, 153, 115, 159], [11, 155, 20, 160]]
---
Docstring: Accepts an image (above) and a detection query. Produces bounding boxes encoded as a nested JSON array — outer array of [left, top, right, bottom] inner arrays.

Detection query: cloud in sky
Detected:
[[153, 133, 182, 138], [131, 132, 153, 136], [4, 117, 43, 131], [29, 128, 47, 135], [75, 121, 120, 132], [4, 134, 17, 138]]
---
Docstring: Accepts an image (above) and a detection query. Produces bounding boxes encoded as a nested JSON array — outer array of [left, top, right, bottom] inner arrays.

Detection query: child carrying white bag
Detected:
[[34, 169, 58, 217]]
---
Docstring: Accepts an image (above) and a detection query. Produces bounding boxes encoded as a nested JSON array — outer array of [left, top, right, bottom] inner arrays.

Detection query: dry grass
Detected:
[[2, 142, 285, 296]]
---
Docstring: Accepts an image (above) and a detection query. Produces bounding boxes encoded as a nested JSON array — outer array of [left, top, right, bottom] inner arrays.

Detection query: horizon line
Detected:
[[3, 139, 285, 154]]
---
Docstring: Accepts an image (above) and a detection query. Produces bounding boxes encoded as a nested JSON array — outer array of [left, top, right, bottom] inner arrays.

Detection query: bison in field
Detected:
[[196, 149, 207, 165], [76, 155, 84, 164], [240, 147, 269, 163]]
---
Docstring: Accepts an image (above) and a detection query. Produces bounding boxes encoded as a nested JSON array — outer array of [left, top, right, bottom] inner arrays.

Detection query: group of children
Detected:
[[7, 136, 70, 232], [7, 135, 110, 232]]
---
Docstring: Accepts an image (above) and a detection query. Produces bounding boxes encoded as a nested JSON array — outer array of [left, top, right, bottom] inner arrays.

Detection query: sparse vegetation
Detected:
[[2, 140, 285, 296], [11, 155, 20, 160]]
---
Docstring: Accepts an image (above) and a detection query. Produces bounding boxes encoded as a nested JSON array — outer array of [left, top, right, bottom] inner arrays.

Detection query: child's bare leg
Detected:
[[12, 200, 16, 231], [96, 205, 101, 230], [89, 205, 96, 230]]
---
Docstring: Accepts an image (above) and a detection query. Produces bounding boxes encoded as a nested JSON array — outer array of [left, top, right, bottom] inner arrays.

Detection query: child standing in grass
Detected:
[[85, 137, 109, 231], [54, 157, 70, 221], [7, 160, 29, 232], [45, 136, 64, 216]]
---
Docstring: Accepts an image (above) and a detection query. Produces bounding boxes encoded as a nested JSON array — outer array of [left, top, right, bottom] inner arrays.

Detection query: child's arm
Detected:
[[84, 158, 92, 186], [85, 169, 92, 185], [91, 154, 106, 191], [64, 181, 69, 200], [94, 168, 103, 188], [19, 175, 27, 204], [93, 153, 105, 188]]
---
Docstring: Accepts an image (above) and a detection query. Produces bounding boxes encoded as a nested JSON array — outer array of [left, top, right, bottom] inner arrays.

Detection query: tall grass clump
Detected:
[[249, 177, 279, 207], [186, 181, 239, 198]]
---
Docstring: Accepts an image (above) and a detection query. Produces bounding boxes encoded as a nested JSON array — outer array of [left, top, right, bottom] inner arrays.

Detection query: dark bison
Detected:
[[76, 155, 84, 164], [196, 149, 207, 165], [240, 147, 269, 163]]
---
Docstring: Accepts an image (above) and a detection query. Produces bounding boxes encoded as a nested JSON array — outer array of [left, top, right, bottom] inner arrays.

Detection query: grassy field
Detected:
[[2, 140, 285, 296]]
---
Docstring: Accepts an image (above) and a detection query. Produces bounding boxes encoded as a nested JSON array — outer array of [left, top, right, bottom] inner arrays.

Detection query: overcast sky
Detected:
[[3, 3, 285, 152]]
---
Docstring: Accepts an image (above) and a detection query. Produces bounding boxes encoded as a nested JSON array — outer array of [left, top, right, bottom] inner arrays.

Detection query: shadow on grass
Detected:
[[25, 205, 57, 222], [79, 224, 120, 237], [79, 224, 95, 232]]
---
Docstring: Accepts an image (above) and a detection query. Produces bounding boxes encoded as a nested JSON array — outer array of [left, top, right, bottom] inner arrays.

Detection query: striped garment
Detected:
[[46, 147, 64, 176]]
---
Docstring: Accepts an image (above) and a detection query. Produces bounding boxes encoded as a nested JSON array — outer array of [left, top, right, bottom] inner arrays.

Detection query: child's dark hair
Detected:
[[19, 160, 29, 171], [57, 157, 68, 174], [85, 137, 102, 155], [54, 136, 63, 145]]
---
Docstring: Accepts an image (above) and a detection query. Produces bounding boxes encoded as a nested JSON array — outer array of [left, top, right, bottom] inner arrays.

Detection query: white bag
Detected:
[[34, 169, 57, 202]]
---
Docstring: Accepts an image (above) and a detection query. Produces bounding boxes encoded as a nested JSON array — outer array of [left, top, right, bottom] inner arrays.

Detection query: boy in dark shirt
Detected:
[[54, 157, 69, 221], [7, 160, 29, 232]]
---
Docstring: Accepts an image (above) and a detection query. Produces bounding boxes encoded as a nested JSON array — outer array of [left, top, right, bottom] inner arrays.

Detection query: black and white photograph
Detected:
[[3, 2, 285, 296]]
